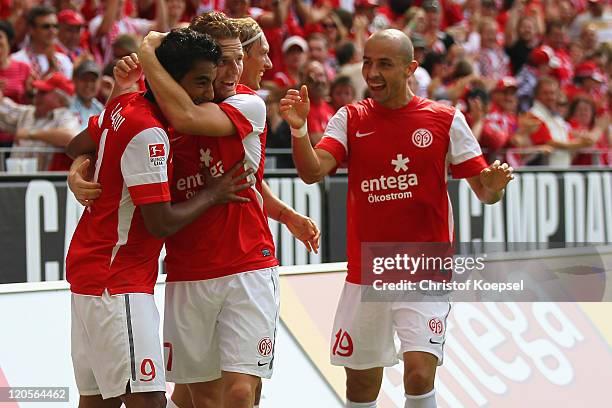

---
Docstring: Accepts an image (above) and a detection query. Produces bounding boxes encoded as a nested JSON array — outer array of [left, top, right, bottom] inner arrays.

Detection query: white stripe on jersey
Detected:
[[448, 109, 483, 165], [110, 183, 136, 265], [322, 106, 348, 155], [243, 133, 265, 210], [121, 127, 169, 187], [93, 129, 109, 183]]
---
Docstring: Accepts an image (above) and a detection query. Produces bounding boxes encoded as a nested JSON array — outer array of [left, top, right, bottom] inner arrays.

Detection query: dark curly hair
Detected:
[[155, 28, 222, 82]]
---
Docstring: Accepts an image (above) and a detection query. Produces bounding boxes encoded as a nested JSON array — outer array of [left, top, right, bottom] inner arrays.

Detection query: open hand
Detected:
[[203, 160, 254, 205], [480, 160, 514, 193], [68, 156, 101, 207], [281, 210, 321, 254], [279, 85, 310, 129]]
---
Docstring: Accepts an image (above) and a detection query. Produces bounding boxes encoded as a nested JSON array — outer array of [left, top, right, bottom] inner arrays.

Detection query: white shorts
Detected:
[[164, 267, 280, 383], [71, 290, 166, 399], [330, 282, 451, 370]]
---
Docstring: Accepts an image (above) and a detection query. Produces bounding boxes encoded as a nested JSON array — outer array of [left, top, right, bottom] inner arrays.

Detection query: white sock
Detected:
[[404, 389, 436, 408], [254, 405, 259, 408], [166, 399, 180, 408], [346, 400, 377, 408]]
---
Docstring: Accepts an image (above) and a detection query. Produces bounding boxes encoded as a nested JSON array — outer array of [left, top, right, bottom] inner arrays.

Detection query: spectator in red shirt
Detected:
[[329, 75, 355, 112], [568, 96, 610, 165], [273, 35, 307, 89], [56, 10, 88, 62], [301, 60, 334, 145], [0, 20, 31, 147], [544, 21, 573, 85]]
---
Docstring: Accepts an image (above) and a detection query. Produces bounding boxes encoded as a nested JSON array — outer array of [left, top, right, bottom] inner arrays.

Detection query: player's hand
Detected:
[[139, 31, 167, 55], [113, 53, 143, 90], [68, 155, 101, 207], [203, 160, 254, 205], [480, 160, 514, 193], [279, 85, 310, 129], [281, 210, 320, 254]]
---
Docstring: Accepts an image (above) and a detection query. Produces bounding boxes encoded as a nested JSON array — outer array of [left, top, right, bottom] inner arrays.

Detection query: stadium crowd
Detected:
[[0, 0, 610, 170]]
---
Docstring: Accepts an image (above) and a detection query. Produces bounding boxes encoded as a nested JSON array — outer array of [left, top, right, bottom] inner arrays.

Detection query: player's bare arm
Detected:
[[280, 85, 338, 184], [467, 160, 514, 204], [138, 31, 237, 137], [141, 160, 254, 238], [262, 181, 321, 253], [66, 129, 103, 206]]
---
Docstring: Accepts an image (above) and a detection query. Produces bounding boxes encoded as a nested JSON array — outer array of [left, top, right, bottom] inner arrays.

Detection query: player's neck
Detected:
[[380, 87, 415, 110]]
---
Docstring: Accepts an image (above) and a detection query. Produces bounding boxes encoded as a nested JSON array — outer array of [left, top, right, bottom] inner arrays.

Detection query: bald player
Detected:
[[281, 29, 514, 408]]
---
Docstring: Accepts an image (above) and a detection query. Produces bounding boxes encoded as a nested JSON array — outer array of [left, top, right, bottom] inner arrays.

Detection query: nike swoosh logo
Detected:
[[356, 131, 375, 138], [429, 339, 444, 345], [258, 361, 269, 367]]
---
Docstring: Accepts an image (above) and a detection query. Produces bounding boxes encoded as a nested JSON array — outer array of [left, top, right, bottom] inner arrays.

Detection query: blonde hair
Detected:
[[191, 11, 240, 40], [233, 17, 263, 54]]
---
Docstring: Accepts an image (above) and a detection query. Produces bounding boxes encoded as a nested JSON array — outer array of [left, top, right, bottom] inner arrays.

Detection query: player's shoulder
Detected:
[[226, 86, 265, 108], [223, 88, 266, 119], [106, 92, 166, 131], [412, 96, 456, 116]]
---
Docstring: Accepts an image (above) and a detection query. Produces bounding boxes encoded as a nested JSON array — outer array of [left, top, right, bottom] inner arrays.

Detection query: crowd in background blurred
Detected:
[[0, 0, 610, 170]]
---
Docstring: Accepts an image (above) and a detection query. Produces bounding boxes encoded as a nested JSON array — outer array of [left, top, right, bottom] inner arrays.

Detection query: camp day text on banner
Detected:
[[8, 170, 612, 283]]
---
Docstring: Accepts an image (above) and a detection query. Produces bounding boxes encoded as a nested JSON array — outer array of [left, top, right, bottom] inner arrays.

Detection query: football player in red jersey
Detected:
[[281, 29, 513, 408], [71, 14, 319, 408], [65, 29, 254, 408]]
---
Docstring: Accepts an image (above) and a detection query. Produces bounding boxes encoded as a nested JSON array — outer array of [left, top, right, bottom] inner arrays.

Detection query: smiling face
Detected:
[[31, 13, 58, 48], [214, 37, 244, 101], [242, 33, 272, 90], [179, 59, 217, 105], [362, 33, 416, 108], [75, 72, 101, 101]]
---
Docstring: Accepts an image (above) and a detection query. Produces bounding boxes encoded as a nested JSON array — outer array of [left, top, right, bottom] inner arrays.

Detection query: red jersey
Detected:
[[316, 96, 487, 284], [308, 99, 335, 136], [66, 93, 172, 295], [165, 85, 278, 282]]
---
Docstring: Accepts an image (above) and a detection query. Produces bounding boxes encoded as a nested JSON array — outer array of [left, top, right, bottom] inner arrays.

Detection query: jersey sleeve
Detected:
[[87, 109, 105, 144], [448, 108, 488, 179], [530, 121, 553, 145], [120, 127, 171, 206], [315, 106, 349, 170], [219, 94, 266, 140]]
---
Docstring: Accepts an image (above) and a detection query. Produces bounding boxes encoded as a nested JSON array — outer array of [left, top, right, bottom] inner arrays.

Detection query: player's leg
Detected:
[[169, 384, 194, 408], [393, 301, 451, 408], [402, 352, 437, 408], [330, 282, 398, 407], [120, 389, 166, 408], [217, 267, 280, 408], [78, 395, 122, 408], [345, 367, 384, 405], [187, 379, 223, 408], [164, 280, 226, 408], [221, 371, 259, 408], [254, 379, 262, 407], [72, 292, 165, 404]]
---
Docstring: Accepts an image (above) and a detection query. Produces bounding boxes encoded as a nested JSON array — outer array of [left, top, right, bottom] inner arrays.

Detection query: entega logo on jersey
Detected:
[[361, 153, 418, 203]]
